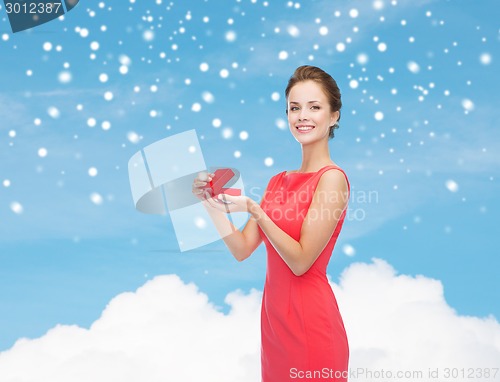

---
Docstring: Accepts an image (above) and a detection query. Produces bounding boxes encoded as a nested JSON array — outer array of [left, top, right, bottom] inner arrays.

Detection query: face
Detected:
[[287, 80, 338, 144]]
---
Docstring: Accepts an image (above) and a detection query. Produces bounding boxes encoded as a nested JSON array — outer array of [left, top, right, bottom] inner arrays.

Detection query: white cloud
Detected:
[[0, 259, 499, 382], [334, 259, 500, 380], [0, 276, 262, 382]]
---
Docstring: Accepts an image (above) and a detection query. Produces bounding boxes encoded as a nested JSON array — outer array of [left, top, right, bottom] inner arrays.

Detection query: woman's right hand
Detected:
[[192, 171, 215, 201]]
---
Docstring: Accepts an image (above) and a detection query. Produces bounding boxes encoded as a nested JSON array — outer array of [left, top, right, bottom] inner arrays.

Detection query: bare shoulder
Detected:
[[314, 169, 349, 206], [317, 168, 348, 190]]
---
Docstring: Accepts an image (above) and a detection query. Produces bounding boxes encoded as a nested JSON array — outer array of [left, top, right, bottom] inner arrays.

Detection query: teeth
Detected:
[[297, 126, 313, 130]]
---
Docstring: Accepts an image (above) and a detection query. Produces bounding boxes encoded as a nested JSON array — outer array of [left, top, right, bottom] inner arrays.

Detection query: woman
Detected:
[[193, 65, 350, 381]]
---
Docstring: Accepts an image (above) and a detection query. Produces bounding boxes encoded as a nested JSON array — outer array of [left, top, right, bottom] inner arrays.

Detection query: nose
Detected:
[[298, 108, 309, 121]]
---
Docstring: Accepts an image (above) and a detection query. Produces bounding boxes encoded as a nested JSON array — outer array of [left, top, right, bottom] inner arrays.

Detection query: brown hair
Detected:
[[285, 65, 342, 139]]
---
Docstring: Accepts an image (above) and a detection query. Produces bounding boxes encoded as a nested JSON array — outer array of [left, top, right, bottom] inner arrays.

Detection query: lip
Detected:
[[296, 125, 315, 133]]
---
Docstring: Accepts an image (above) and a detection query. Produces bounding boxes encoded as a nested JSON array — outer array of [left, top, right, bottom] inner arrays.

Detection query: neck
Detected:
[[298, 140, 333, 172]]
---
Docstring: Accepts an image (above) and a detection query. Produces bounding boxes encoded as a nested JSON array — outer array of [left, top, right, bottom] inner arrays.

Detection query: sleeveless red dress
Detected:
[[258, 165, 350, 382]]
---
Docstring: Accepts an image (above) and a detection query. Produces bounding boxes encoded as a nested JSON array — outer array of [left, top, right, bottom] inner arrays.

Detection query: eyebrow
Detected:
[[289, 101, 321, 104]]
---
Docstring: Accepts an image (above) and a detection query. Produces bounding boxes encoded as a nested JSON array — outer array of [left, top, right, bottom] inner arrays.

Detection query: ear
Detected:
[[330, 110, 340, 125]]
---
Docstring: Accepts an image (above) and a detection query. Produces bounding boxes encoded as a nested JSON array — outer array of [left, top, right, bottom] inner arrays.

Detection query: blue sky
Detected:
[[0, 0, 499, 354]]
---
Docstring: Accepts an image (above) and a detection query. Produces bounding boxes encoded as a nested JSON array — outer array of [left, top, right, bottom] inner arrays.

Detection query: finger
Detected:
[[192, 183, 205, 192], [205, 197, 230, 212], [198, 171, 209, 181], [193, 189, 207, 196], [217, 195, 237, 215], [198, 174, 213, 182], [201, 198, 217, 209], [196, 189, 210, 200], [193, 180, 209, 188], [193, 188, 212, 201], [215, 198, 236, 213], [217, 193, 236, 204]]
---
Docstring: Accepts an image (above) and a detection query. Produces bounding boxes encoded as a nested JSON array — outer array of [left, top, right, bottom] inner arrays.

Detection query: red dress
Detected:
[[258, 165, 350, 382]]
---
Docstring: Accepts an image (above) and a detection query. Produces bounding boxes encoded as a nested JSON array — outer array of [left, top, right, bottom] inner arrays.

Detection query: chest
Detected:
[[261, 175, 318, 238]]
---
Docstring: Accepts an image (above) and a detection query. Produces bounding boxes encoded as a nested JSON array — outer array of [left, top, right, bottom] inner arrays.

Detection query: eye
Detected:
[[311, 105, 320, 110], [289, 106, 300, 112]]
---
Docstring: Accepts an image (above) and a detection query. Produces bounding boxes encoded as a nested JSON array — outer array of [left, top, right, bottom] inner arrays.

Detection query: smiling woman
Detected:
[[192, 65, 350, 382], [286, 65, 342, 140]]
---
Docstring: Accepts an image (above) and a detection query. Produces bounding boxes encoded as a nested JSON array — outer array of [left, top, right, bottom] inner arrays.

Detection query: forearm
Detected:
[[248, 201, 306, 275], [202, 201, 253, 261]]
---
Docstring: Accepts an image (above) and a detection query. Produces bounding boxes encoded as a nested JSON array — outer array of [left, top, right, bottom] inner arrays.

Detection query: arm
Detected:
[[193, 172, 265, 262], [248, 169, 348, 276], [202, 200, 263, 262]]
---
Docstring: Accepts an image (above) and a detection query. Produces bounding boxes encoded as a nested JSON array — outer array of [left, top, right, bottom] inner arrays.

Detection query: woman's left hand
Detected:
[[204, 193, 255, 214]]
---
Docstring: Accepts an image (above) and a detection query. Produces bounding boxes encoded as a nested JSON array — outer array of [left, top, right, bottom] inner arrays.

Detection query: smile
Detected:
[[296, 125, 315, 133]]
